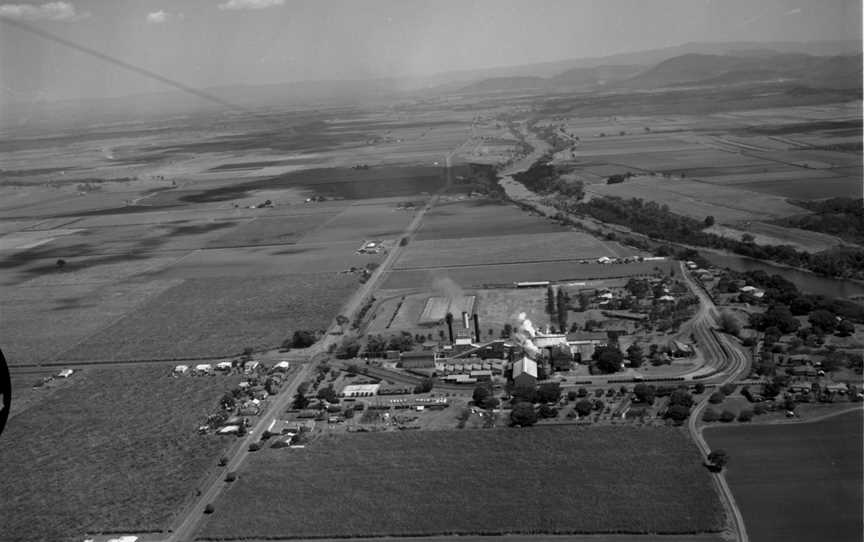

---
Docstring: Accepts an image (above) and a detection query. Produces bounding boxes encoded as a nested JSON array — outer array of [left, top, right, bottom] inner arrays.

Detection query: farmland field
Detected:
[[395, 231, 625, 269], [0, 366, 242, 542], [59, 273, 359, 361], [199, 425, 723, 539], [704, 410, 863, 542], [416, 199, 567, 240]]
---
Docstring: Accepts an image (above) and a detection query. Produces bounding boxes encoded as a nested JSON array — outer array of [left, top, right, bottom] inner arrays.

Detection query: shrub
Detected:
[[737, 410, 754, 422], [720, 383, 737, 395], [225, 472, 237, 482], [753, 403, 767, 415], [218, 456, 228, 467], [719, 410, 736, 423], [702, 409, 720, 422], [708, 392, 725, 404], [204, 503, 215, 514], [693, 382, 705, 394], [566, 390, 577, 402], [248, 442, 261, 452]]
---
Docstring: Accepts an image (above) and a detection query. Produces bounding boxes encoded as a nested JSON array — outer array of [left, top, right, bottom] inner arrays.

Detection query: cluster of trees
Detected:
[[776, 197, 863, 246], [551, 195, 864, 280], [545, 286, 571, 332], [364, 332, 416, 356], [512, 160, 584, 198], [591, 344, 624, 374]]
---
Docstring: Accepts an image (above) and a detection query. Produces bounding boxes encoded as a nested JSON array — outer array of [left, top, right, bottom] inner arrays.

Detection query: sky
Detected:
[[0, 0, 861, 102]]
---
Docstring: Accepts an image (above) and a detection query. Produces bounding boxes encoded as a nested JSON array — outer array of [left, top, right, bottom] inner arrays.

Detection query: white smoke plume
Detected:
[[512, 311, 541, 359]]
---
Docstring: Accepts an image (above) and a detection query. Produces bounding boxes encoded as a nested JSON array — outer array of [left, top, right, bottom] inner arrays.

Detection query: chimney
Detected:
[[462, 311, 470, 330], [445, 312, 454, 344], [473, 313, 481, 343]]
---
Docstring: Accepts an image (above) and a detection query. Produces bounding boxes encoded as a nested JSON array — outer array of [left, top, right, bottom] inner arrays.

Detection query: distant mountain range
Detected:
[[2, 39, 860, 131]]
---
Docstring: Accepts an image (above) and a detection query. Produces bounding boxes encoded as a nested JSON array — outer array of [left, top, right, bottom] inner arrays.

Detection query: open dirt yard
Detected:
[[199, 426, 722, 539], [705, 222, 849, 253], [59, 273, 359, 361], [705, 409, 863, 542], [0, 366, 242, 542]]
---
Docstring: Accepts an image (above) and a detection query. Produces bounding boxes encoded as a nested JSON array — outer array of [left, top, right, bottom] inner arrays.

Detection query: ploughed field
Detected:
[[199, 425, 723, 539], [705, 409, 863, 542], [0, 366, 242, 542]]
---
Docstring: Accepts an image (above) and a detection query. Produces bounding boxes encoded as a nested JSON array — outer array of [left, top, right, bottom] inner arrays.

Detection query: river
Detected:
[[701, 251, 864, 299]]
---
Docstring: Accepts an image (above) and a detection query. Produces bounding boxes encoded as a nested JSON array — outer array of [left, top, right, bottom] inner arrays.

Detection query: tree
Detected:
[[292, 390, 310, 410], [574, 399, 593, 416], [482, 396, 500, 409], [335, 315, 349, 328], [718, 311, 740, 336], [501, 323, 513, 338], [627, 344, 644, 367], [668, 388, 694, 408], [593, 345, 624, 374], [703, 215, 715, 228], [472, 384, 491, 406], [694, 382, 706, 394], [709, 392, 725, 404], [633, 383, 655, 404], [291, 330, 316, 348], [537, 382, 562, 403], [702, 409, 720, 422], [510, 402, 537, 426], [538, 404, 558, 419], [836, 320, 855, 337], [719, 410, 736, 422], [511, 385, 537, 404], [737, 409, 754, 422], [414, 378, 434, 394], [549, 344, 573, 372], [335, 336, 360, 359], [56, 258, 66, 269], [399, 237, 408, 246], [707, 449, 729, 471], [316, 384, 338, 404], [665, 404, 690, 423], [808, 309, 837, 333]]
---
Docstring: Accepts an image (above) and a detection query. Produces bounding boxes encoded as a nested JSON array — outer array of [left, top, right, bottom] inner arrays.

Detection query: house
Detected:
[[658, 295, 675, 302], [216, 361, 233, 372], [340, 383, 380, 397], [194, 364, 213, 375], [244, 360, 260, 374], [825, 383, 848, 394], [57, 369, 74, 378], [790, 365, 818, 377], [273, 360, 291, 372], [173, 365, 189, 375], [597, 256, 613, 264], [512, 357, 538, 387], [470, 370, 493, 381], [217, 425, 240, 435], [400, 351, 436, 369], [668, 340, 694, 358]]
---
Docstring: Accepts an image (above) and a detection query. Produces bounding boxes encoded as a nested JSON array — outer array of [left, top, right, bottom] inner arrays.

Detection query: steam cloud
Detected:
[[512, 311, 540, 359]]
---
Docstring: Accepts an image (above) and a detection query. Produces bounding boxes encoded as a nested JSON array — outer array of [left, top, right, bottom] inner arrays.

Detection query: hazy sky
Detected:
[[0, 0, 860, 101]]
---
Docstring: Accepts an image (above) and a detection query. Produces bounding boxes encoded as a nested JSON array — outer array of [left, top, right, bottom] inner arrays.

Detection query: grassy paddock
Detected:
[[200, 426, 723, 539], [705, 410, 863, 542], [0, 367, 242, 541]]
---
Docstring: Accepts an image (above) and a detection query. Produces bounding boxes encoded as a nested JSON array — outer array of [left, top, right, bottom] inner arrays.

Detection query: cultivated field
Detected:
[[59, 274, 359, 361], [415, 199, 567, 240], [383, 260, 674, 290], [0, 366, 242, 542], [705, 410, 863, 542], [395, 231, 624, 269], [199, 426, 723, 539]]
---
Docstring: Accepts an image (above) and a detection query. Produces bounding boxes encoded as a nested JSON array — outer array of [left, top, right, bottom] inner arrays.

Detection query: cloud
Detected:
[[145, 10, 183, 24], [146, 10, 167, 24], [784, 8, 802, 16], [218, 0, 285, 11], [0, 1, 82, 21]]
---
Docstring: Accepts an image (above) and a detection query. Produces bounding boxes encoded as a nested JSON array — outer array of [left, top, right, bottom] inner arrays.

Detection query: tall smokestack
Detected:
[[445, 312, 454, 344], [473, 313, 481, 343], [462, 311, 470, 330]]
